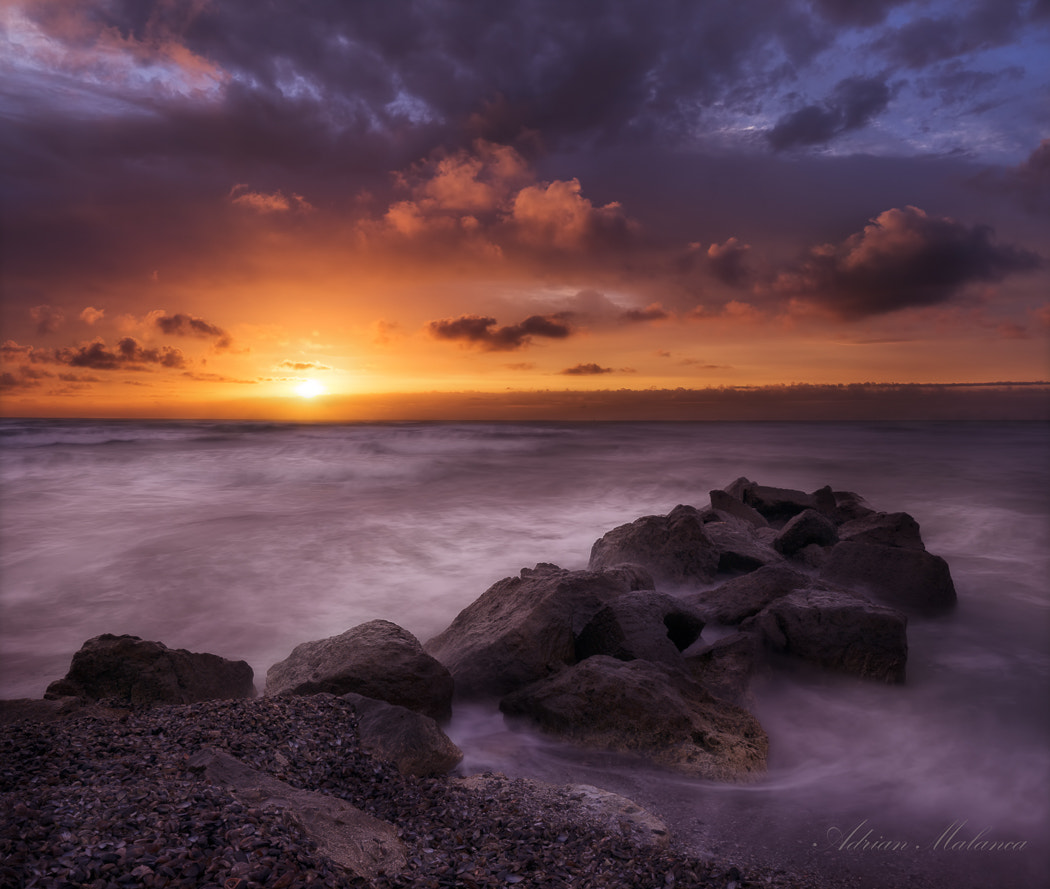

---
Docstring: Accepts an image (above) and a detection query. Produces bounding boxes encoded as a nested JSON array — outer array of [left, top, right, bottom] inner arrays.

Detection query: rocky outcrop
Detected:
[[749, 587, 909, 683], [773, 508, 839, 557], [709, 489, 768, 529], [424, 563, 653, 699], [819, 542, 956, 614], [500, 656, 768, 782], [266, 620, 454, 723], [341, 692, 463, 777], [574, 590, 706, 666], [43, 634, 255, 706], [588, 505, 719, 587], [187, 747, 405, 881], [684, 564, 810, 625]]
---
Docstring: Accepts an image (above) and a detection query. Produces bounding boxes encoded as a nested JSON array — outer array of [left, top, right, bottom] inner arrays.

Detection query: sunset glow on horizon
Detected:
[[2, 2, 1048, 421]]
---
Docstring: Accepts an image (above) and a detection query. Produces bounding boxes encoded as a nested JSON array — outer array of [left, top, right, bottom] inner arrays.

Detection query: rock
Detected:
[[829, 490, 877, 523], [424, 564, 653, 699], [702, 514, 783, 573], [499, 655, 768, 782], [723, 478, 815, 524], [749, 587, 908, 683], [820, 541, 957, 614], [812, 485, 837, 517], [837, 511, 926, 550], [575, 590, 706, 666], [588, 504, 720, 587], [773, 508, 839, 557], [43, 634, 255, 705], [709, 489, 769, 529], [684, 564, 810, 625], [341, 692, 463, 777], [266, 620, 453, 722], [685, 632, 761, 707], [187, 746, 406, 880]]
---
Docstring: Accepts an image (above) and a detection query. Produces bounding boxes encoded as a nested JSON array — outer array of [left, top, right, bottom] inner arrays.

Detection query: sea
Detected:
[[1, 419, 1047, 887]]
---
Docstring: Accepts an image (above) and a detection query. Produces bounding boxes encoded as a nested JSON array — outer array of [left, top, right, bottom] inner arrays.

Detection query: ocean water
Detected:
[[1, 419, 1047, 886]]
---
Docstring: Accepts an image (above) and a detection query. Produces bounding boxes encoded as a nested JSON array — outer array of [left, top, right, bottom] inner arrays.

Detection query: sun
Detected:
[[295, 379, 326, 399]]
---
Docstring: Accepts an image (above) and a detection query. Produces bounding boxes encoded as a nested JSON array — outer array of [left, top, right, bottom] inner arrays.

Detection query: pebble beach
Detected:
[[1, 695, 857, 889]]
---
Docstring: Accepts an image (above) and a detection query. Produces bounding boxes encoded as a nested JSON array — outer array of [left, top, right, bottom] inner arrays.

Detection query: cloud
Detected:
[[79, 306, 105, 325], [276, 360, 332, 371], [767, 76, 892, 150], [560, 363, 614, 375], [0, 365, 53, 391], [706, 238, 752, 286], [154, 313, 232, 348], [620, 304, 670, 323], [428, 313, 573, 351], [810, 0, 910, 27], [509, 178, 636, 249], [772, 206, 1042, 318], [54, 337, 187, 370], [229, 184, 313, 213], [29, 305, 65, 335]]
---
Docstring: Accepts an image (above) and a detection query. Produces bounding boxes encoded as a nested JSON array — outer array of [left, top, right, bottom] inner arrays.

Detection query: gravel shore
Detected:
[[0, 695, 856, 889]]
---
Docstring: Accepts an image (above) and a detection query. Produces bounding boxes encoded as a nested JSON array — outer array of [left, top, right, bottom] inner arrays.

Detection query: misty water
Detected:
[[1, 420, 1047, 887]]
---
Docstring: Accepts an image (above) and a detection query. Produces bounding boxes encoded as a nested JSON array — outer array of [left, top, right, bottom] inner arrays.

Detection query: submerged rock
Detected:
[[266, 620, 453, 723], [44, 634, 255, 705], [588, 504, 720, 587], [424, 563, 653, 699], [500, 655, 768, 782]]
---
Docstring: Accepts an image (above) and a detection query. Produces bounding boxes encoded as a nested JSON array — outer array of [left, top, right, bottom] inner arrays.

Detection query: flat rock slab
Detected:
[[187, 747, 406, 881], [684, 564, 810, 625]]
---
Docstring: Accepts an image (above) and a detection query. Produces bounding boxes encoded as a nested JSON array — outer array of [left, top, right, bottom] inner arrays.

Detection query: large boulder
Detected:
[[773, 508, 839, 557], [266, 620, 453, 723], [588, 505, 719, 587], [43, 634, 255, 705], [749, 587, 908, 683], [684, 564, 810, 625], [424, 563, 653, 699], [819, 541, 956, 614], [837, 512, 926, 550], [499, 656, 768, 782], [342, 692, 463, 777], [574, 590, 706, 666]]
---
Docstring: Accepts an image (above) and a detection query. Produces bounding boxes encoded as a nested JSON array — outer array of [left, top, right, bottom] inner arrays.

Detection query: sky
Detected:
[[1, 0, 1048, 420]]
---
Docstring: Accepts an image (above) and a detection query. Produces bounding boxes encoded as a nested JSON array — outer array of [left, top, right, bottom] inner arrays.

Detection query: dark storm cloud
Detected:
[[428, 313, 573, 351], [155, 313, 232, 348], [620, 306, 669, 323], [560, 363, 613, 375], [773, 206, 1042, 318], [767, 76, 892, 150], [809, 0, 910, 27], [874, 0, 1029, 69], [58, 338, 187, 370]]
